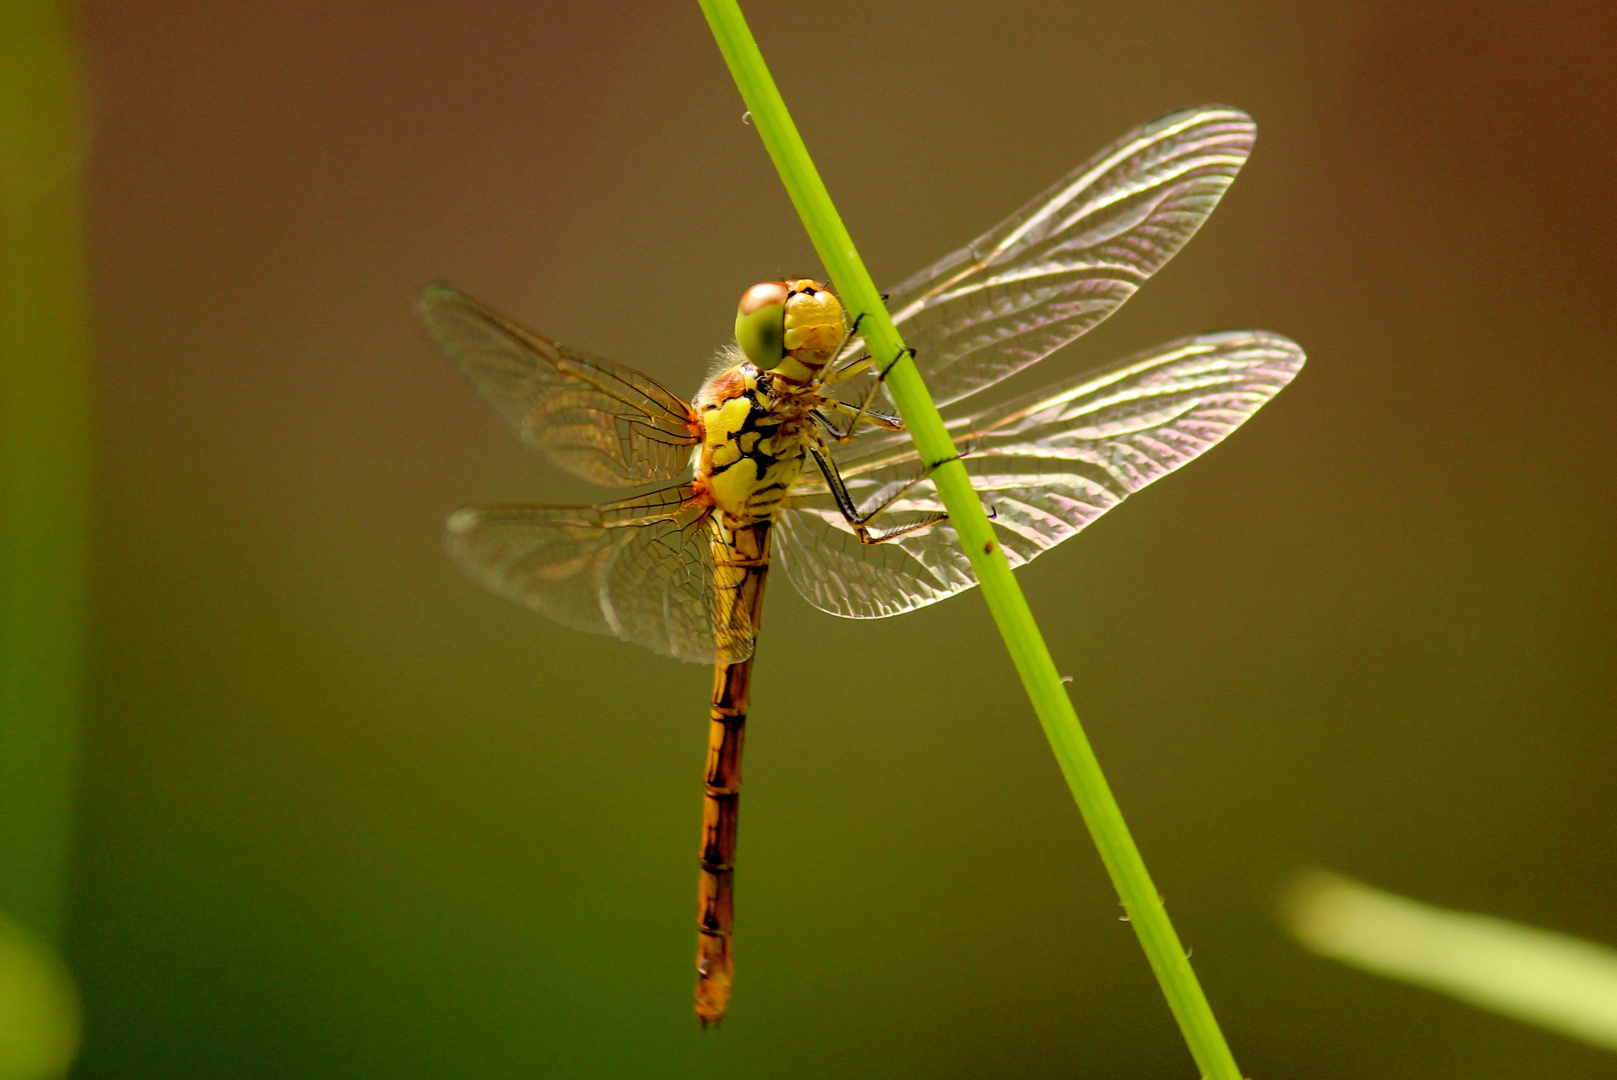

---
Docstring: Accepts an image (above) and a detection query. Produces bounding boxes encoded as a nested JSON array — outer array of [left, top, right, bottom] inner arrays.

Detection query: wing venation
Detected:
[[837, 106, 1257, 410], [446, 484, 743, 664], [778, 332, 1305, 619], [420, 283, 699, 487]]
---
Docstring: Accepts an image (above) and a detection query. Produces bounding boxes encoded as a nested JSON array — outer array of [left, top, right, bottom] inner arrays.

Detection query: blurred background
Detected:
[[23, 0, 1617, 1075]]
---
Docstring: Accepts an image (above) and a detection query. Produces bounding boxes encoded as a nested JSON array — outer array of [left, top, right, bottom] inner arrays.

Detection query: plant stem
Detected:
[[697, 3, 1243, 1075], [0, 0, 93, 944]]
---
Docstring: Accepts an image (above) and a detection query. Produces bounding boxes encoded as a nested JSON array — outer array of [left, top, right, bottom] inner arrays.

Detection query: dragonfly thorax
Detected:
[[693, 361, 811, 524]]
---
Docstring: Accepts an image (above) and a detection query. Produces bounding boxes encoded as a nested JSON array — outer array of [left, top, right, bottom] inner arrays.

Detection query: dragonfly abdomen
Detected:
[[696, 518, 772, 1026]]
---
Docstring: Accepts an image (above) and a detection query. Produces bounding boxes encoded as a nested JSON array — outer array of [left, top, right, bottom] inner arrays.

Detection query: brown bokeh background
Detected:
[[70, 1, 1614, 1076]]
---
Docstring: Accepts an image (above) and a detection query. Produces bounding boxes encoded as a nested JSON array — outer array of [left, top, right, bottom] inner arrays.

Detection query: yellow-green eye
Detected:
[[735, 281, 788, 369]]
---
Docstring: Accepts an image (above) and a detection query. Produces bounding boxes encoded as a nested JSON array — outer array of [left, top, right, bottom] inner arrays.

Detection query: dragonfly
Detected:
[[420, 105, 1304, 1026]]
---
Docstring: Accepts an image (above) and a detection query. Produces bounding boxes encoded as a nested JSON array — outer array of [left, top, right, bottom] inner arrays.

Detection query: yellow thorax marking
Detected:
[[703, 395, 753, 468], [696, 362, 807, 523]]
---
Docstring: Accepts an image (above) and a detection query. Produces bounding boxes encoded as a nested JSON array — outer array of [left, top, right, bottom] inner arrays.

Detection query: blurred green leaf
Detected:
[[1284, 871, 1617, 1052], [0, 911, 77, 1080]]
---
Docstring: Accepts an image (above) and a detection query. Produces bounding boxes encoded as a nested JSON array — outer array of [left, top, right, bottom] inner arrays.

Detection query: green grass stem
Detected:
[[1286, 871, 1617, 1053], [698, 3, 1242, 1074], [0, 1, 93, 945]]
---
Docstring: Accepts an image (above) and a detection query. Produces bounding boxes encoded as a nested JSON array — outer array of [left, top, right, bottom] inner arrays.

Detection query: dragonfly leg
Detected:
[[810, 400, 903, 441], [808, 443, 948, 545], [837, 295, 888, 353], [823, 316, 862, 370], [818, 296, 891, 379], [821, 353, 872, 385], [817, 346, 916, 444]]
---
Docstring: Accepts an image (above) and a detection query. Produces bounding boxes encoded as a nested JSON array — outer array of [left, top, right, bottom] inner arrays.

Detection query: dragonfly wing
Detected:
[[775, 507, 972, 619], [447, 483, 748, 664], [778, 332, 1304, 618], [839, 107, 1255, 410], [419, 283, 700, 487]]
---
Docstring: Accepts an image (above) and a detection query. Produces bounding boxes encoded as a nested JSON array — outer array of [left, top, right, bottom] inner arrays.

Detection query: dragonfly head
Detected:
[[735, 279, 845, 382]]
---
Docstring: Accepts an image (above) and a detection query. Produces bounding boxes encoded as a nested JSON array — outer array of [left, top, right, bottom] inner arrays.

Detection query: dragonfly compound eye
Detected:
[[735, 281, 789, 369]]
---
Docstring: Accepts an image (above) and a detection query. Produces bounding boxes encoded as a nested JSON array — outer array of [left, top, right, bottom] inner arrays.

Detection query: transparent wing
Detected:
[[419, 282, 700, 487], [446, 483, 747, 665], [777, 332, 1304, 619], [838, 106, 1256, 411]]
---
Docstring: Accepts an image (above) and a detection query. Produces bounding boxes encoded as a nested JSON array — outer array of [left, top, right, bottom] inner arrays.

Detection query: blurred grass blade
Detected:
[[0, 1, 94, 942], [1285, 871, 1617, 1052], [0, 912, 78, 1080]]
